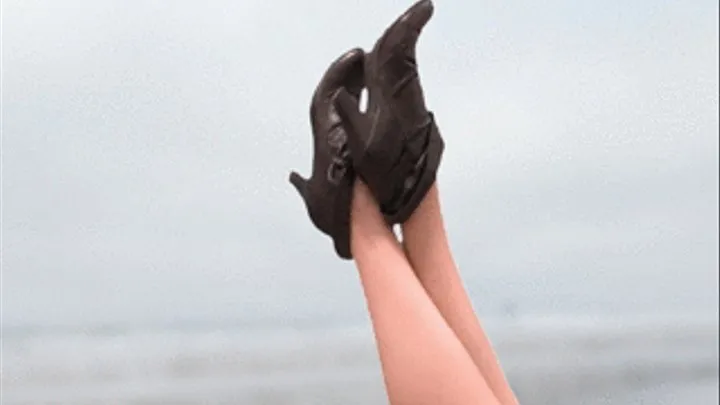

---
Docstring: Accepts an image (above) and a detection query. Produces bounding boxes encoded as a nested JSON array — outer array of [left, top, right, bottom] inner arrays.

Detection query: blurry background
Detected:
[[2, 0, 718, 404]]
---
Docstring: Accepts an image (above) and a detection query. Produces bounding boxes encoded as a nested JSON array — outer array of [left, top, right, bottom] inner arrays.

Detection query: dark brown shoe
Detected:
[[333, 0, 444, 225], [289, 48, 365, 259]]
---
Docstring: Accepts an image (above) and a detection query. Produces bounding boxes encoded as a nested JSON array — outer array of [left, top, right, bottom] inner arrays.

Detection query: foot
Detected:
[[289, 48, 366, 259], [333, 0, 445, 225]]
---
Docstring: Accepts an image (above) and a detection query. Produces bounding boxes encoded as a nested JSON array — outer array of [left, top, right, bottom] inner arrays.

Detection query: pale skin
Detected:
[[402, 184, 519, 405], [350, 180, 506, 405]]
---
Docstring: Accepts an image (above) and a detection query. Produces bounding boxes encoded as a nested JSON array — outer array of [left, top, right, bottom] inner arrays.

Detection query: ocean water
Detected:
[[2, 315, 718, 405]]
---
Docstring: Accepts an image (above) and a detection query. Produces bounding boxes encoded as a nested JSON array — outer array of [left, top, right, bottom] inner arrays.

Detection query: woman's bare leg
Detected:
[[350, 181, 499, 405], [401, 183, 519, 405]]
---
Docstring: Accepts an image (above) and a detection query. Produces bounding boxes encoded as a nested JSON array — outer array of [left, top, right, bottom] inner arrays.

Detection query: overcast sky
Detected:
[[3, 0, 718, 327]]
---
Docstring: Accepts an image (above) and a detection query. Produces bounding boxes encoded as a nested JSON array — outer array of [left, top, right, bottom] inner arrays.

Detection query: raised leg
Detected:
[[350, 181, 499, 405], [401, 183, 518, 405]]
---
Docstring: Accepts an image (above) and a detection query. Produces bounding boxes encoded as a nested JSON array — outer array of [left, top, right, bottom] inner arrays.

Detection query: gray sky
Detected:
[[3, 0, 718, 327]]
